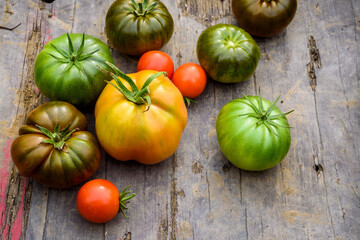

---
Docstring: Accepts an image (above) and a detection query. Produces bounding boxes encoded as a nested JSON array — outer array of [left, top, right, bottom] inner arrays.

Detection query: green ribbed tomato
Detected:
[[105, 0, 174, 56], [216, 91, 293, 171], [34, 33, 114, 106], [11, 101, 101, 188], [196, 24, 260, 83]]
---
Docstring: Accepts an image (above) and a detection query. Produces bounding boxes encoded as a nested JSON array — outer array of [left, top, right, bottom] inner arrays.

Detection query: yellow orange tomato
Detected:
[[95, 66, 187, 164]]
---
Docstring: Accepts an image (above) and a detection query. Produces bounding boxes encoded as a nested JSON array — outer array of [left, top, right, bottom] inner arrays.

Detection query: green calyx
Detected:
[[37, 122, 78, 150], [239, 88, 294, 134], [125, 0, 159, 17], [119, 186, 136, 218], [183, 97, 197, 107], [262, 0, 277, 4], [48, 33, 99, 75], [102, 61, 166, 111], [221, 27, 247, 49]]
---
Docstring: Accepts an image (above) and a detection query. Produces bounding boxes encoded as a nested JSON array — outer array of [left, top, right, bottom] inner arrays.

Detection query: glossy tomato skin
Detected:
[[172, 63, 207, 99], [34, 33, 114, 106], [216, 96, 291, 171], [11, 102, 101, 188], [95, 70, 187, 164], [137, 51, 174, 79], [197, 24, 260, 83], [232, 0, 297, 37], [77, 179, 119, 223], [105, 0, 174, 56]]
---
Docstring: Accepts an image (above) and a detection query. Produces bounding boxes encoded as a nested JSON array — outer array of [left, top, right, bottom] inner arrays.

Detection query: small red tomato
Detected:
[[137, 50, 174, 79], [172, 63, 207, 99], [76, 179, 135, 223]]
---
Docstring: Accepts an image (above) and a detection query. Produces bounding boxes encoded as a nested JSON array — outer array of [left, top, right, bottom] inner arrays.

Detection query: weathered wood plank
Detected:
[[0, 0, 49, 239], [0, 0, 358, 240], [304, 0, 360, 239]]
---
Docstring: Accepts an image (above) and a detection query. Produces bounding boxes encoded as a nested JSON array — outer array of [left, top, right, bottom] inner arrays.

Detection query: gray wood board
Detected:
[[0, 0, 359, 239]]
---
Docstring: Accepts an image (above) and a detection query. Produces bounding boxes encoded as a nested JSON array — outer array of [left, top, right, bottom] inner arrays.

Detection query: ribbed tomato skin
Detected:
[[197, 24, 260, 83], [105, 0, 174, 56], [232, 0, 297, 37], [34, 33, 114, 106], [95, 70, 187, 164], [216, 96, 291, 171], [11, 101, 101, 188]]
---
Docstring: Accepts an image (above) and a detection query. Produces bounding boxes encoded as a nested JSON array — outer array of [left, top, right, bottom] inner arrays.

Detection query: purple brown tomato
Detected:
[[11, 101, 101, 188], [232, 0, 297, 37]]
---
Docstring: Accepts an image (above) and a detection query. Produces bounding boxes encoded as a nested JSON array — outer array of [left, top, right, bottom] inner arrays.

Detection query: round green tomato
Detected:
[[232, 0, 297, 37], [34, 33, 114, 106], [11, 101, 101, 188], [216, 92, 292, 171], [105, 0, 174, 56], [196, 24, 260, 83]]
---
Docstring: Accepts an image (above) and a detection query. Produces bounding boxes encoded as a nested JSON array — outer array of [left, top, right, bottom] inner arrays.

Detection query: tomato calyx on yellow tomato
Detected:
[[102, 61, 167, 111], [95, 62, 187, 164]]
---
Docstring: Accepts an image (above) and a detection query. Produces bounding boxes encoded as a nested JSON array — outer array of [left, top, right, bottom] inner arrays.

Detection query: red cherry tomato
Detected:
[[137, 50, 174, 79], [172, 63, 207, 99], [76, 179, 135, 223]]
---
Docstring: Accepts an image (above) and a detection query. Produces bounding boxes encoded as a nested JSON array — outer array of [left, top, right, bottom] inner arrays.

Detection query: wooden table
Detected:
[[1, 0, 359, 239]]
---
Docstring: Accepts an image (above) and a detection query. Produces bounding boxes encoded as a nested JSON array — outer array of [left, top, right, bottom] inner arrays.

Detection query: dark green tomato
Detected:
[[216, 92, 292, 171], [105, 0, 174, 56], [232, 0, 297, 37], [11, 101, 101, 188], [34, 33, 114, 106], [196, 24, 260, 83]]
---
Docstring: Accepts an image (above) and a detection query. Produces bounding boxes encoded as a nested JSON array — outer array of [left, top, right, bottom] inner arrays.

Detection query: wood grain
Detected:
[[0, 0, 359, 239]]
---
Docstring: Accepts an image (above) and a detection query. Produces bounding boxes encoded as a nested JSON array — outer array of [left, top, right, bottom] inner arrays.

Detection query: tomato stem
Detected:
[[239, 88, 294, 134], [118, 186, 136, 218], [183, 97, 197, 107], [48, 33, 99, 76], [37, 122, 78, 150], [100, 61, 166, 111], [126, 0, 159, 17]]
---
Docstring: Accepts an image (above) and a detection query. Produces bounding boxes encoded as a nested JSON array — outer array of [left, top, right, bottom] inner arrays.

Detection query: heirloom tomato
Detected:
[[172, 63, 207, 99], [34, 33, 114, 106], [95, 62, 187, 164], [77, 179, 135, 223], [216, 90, 293, 171], [197, 24, 260, 83], [11, 101, 101, 188], [137, 51, 174, 79], [105, 0, 174, 56], [232, 0, 297, 37]]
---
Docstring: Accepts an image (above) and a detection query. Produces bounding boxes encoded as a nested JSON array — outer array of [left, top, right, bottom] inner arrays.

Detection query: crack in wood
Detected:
[[170, 154, 178, 240], [313, 148, 336, 237], [322, 171, 337, 238], [205, 172, 211, 211], [70, 0, 77, 32], [253, 71, 258, 95], [122, 231, 131, 240], [191, 162, 203, 174], [307, 36, 322, 92], [157, 203, 169, 240], [244, 207, 249, 240], [313, 163, 324, 176]]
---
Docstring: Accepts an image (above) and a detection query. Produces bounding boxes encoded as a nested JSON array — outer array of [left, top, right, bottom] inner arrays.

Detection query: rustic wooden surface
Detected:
[[0, 0, 359, 239]]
